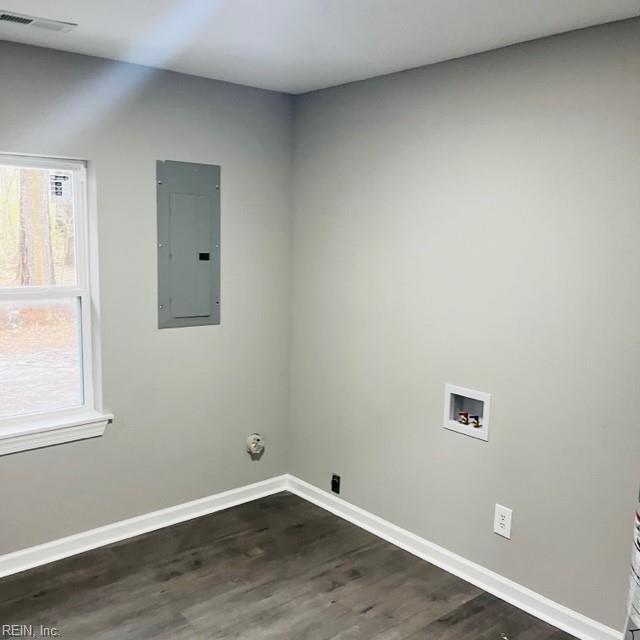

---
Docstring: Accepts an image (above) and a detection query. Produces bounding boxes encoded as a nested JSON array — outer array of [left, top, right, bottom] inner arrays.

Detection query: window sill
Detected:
[[0, 411, 113, 456]]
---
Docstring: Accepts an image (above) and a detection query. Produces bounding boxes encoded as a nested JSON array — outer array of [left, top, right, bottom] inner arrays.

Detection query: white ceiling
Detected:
[[0, 0, 638, 94]]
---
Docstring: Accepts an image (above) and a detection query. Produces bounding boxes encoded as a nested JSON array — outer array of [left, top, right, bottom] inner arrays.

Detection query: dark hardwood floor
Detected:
[[0, 493, 575, 639]]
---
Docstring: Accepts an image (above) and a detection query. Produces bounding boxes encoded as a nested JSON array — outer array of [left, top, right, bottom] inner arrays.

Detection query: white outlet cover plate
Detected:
[[494, 503, 512, 539]]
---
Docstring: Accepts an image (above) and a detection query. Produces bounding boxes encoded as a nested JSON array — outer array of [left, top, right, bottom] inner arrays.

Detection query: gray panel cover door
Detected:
[[157, 160, 220, 328]]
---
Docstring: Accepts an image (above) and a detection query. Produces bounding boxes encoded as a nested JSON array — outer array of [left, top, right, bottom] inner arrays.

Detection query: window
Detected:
[[0, 154, 110, 455]]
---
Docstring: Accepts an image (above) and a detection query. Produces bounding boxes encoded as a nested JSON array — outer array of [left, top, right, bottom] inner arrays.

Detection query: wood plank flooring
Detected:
[[0, 493, 575, 640]]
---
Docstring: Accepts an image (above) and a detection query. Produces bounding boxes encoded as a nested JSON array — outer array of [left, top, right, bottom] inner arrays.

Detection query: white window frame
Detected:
[[0, 153, 111, 455]]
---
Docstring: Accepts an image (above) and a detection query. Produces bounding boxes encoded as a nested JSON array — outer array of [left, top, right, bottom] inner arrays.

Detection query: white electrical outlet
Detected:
[[494, 504, 512, 539]]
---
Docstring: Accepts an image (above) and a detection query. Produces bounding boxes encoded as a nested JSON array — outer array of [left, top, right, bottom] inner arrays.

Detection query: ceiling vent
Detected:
[[0, 11, 76, 33]]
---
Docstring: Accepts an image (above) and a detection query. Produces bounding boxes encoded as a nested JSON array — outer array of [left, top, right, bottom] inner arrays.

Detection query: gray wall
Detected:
[[289, 19, 640, 628], [1, 18, 639, 630], [0, 42, 293, 552]]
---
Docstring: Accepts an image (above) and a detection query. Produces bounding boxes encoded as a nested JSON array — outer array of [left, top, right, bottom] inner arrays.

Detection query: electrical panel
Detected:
[[157, 160, 220, 328]]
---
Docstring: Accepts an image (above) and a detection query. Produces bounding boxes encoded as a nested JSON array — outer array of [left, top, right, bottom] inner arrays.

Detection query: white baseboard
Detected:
[[0, 473, 621, 640], [0, 474, 287, 579], [284, 474, 621, 640]]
